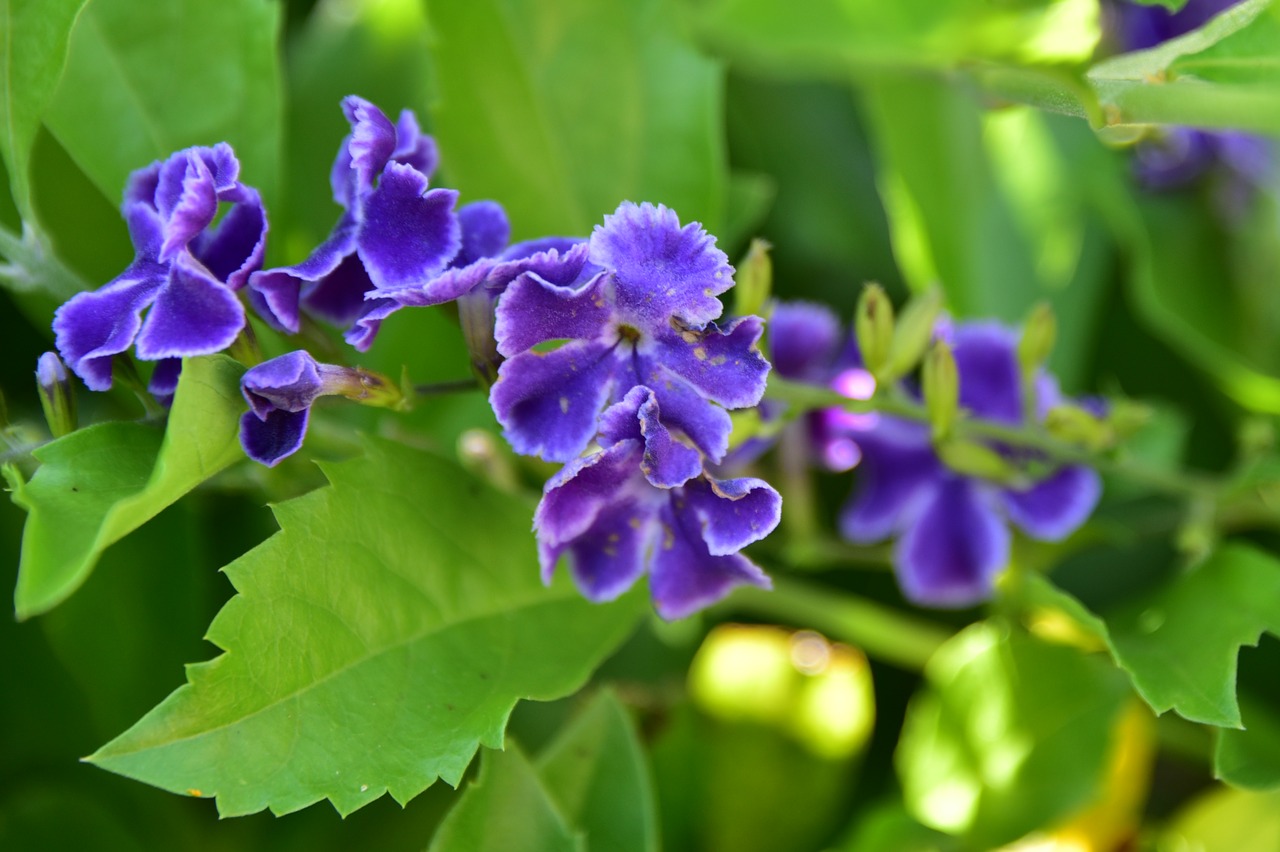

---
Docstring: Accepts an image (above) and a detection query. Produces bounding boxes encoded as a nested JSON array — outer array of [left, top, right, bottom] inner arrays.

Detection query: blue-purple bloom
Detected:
[[535, 387, 780, 619], [489, 201, 771, 464], [54, 143, 267, 390], [838, 323, 1102, 608]]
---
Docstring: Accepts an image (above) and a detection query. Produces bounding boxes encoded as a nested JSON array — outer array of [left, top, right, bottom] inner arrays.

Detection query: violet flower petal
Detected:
[[239, 408, 310, 467], [683, 476, 782, 555], [1000, 464, 1102, 541], [632, 361, 733, 463], [134, 256, 245, 360], [951, 322, 1024, 425], [341, 95, 397, 196], [536, 441, 643, 551], [53, 276, 163, 391], [650, 315, 769, 409], [650, 499, 771, 621], [543, 496, 652, 602], [391, 108, 439, 177], [456, 200, 510, 267], [156, 151, 218, 263], [769, 300, 841, 381], [897, 477, 1009, 608], [494, 271, 613, 358], [598, 387, 703, 489], [148, 357, 183, 404], [838, 422, 940, 542], [242, 350, 323, 418], [355, 163, 460, 291], [191, 185, 267, 290]]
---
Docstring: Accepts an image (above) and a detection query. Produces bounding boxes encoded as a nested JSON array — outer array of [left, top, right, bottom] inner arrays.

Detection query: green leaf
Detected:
[[896, 622, 1130, 848], [428, 746, 583, 852], [0, 220, 87, 301], [1215, 698, 1280, 790], [0, 0, 88, 221], [1165, 787, 1280, 852], [7, 355, 247, 619], [88, 439, 645, 818], [41, 0, 283, 208], [426, 0, 724, 238], [536, 691, 658, 852]]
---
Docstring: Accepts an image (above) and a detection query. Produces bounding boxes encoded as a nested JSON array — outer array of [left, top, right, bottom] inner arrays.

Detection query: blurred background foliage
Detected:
[[3, 0, 1280, 848]]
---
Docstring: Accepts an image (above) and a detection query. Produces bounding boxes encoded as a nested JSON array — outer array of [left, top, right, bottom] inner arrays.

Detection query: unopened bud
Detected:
[[937, 439, 1020, 484], [855, 283, 894, 377], [734, 239, 772, 319], [1017, 302, 1057, 374], [36, 352, 77, 438], [1045, 403, 1110, 450], [334, 365, 406, 411], [882, 288, 943, 382], [459, 290, 501, 386], [922, 340, 959, 442], [1107, 400, 1153, 441]]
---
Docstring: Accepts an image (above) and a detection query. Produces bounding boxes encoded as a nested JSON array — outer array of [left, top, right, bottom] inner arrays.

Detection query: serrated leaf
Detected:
[[42, 0, 283, 208], [536, 691, 658, 852], [8, 355, 247, 618], [429, 745, 584, 852], [88, 439, 646, 818], [1215, 698, 1280, 790], [0, 0, 88, 222], [426, 0, 724, 238], [897, 622, 1129, 849]]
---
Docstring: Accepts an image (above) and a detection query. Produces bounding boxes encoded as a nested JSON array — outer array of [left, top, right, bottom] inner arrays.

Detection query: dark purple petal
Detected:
[[541, 496, 653, 602], [156, 151, 218, 262], [122, 201, 166, 265], [650, 498, 770, 620], [494, 270, 613, 358], [650, 315, 770, 410], [391, 108, 439, 177], [1000, 465, 1101, 541], [455, 200, 510, 266], [355, 163, 460, 291], [303, 252, 376, 327], [598, 387, 702, 488], [630, 360, 733, 462], [383, 259, 496, 308], [838, 421, 940, 542], [248, 269, 303, 333], [536, 441, 644, 550], [590, 201, 732, 329], [134, 256, 245, 360], [198, 142, 242, 196], [341, 95, 397, 195], [53, 276, 163, 391], [330, 133, 356, 209], [951, 322, 1023, 425], [344, 297, 399, 352], [1133, 128, 1215, 190], [148, 357, 183, 404], [239, 408, 310, 467], [897, 477, 1008, 608], [682, 476, 782, 555], [242, 350, 323, 418], [769, 301, 841, 382], [123, 161, 161, 209], [490, 339, 618, 462], [190, 185, 267, 290]]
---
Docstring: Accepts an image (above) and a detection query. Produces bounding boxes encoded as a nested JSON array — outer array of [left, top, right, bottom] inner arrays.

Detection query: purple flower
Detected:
[[535, 387, 780, 619], [490, 201, 770, 464], [247, 96, 463, 346], [239, 350, 395, 466], [53, 143, 267, 391], [839, 323, 1101, 608]]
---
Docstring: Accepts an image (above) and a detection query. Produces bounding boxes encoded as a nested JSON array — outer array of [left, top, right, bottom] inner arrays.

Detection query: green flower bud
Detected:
[[855, 283, 893, 378], [882, 288, 942, 382], [922, 340, 959, 442], [1107, 400, 1153, 441], [937, 439, 1022, 485], [1045, 403, 1110, 450], [1017, 302, 1057, 374], [36, 352, 77, 438], [734, 238, 772, 319]]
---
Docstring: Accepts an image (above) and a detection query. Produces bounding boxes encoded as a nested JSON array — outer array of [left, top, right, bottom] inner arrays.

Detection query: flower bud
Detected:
[[882, 288, 942, 382], [1045, 403, 1110, 450], [937, 439, 1021, 484], [734, 239, 772, 319], [458, 290, 501, 386], [855, 283, 893, 378], [922, 340, 958, 442], [1107, 399, 1153, 441], [1017, 302, 1057, 374], [36, 352, 77, 438]]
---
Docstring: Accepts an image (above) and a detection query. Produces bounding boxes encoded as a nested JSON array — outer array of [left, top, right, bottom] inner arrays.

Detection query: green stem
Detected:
[[725, 575, 952, 671]]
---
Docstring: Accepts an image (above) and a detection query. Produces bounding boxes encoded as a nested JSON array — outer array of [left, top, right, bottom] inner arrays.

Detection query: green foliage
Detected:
[[896, 622, 1130, 848], [41, 0, 283, 208], [1215, 698, 1280, 790], [1164, 788, 1280, 851], [430, 690, 657, 851], [0, 0, 87, 222], [426, 0, 725, 238], [7, 355, 247, 618], [88, 439, 645, 817]]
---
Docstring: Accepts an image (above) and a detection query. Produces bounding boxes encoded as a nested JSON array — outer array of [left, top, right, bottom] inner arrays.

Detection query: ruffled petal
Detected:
[[536, 442, 643, 548], [628, 356, 733, 462], [951, 322, 1024, 426], [542, 496, 654, 602], [382, 259, 495, 308], [682, 476, 782, 555], [156, 151, 218, 262], [896, 478, 1009, 608], [650, 498, 771, 620], [53, 275, 164, 391], [134, 256, 245, 359], [239, 408, 310, 467], [391, 108, 439, 177], [589, 201, 732, 329], [344, 297, 399, 352], [490, 339, 618, 462], [494, 270, 613, 358], [455, 200, 510, 266], [303, 252, 376, 327], [355, 163, 460, 290], [650, 315, 769, 409], [598, 387, 703, 488], [242, 350, 323, 418], [191, 185, 267, 290], [123, 160, 161, 209], [341, 95, 397, 196], [1000, 465, 1102, 541], [769, 300, 841, 382], [838, 421, 940, 542]]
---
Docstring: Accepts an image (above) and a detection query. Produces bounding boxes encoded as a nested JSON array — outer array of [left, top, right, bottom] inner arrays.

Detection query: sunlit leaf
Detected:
[[1164, 787, 1280, 852], [7, 355, 247, 618], [1215, 698, 1280, 790], [89, 439, 645, 817]]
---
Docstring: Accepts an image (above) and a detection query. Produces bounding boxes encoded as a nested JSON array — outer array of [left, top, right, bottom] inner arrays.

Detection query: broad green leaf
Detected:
[[536, 691, 658, 852], [427, 0, 724, 238], [7, 355, 247, 618], [88, 439, 645, 818], [0, 0, 88, 221], [428, 746, 583, 852], [836, 801, 960, 852], [1164, 787, 1280, 852], [1215, 698, 1280, 790], [42, 0, 283, 208], [896, 622, 1130, 848]]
